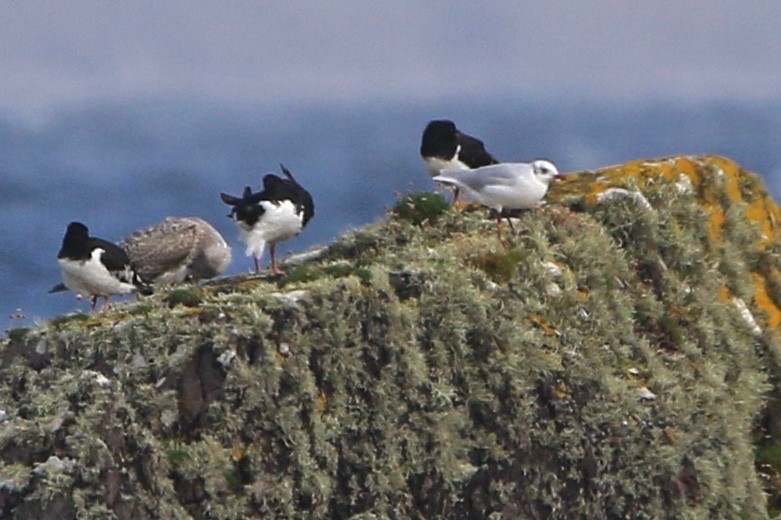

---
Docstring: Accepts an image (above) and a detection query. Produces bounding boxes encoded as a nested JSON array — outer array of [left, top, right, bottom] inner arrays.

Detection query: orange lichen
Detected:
[[745, 195, 781, 246], [708, 207, 726, 245], [663, 427, 679, 445], [713, 159, 744, 203], [529, 314, 560, 336], [316, 391, 328, 412], [673, 157, 703, 186], [582, 191, 601, 207], [551, 155, 781, 248], [553, 382, 572, 400], [746, 201, 772, 244], [752, 273, 781, 328], [231, 445, 247, 462], [552, 157, 678, 204], [551, 155, 781, 335]]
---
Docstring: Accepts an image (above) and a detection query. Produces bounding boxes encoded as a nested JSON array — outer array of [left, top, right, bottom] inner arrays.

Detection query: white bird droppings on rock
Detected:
[[131, 351, 148, 369], [218, 349, 237, 368], [81, 369, 111, 387], [675, 174, 694, 195], [283, 247, 327, 266], [637, 387, 657, 401], [33, 456, 76, 476], [269, 290, 311, 306], [732, 297, 762, 336], [34, 339, 48, 355], [540, 261, 563, 277], [161, 409, 178, 428], [112, 320, 132, 332], [597, 188, 653, 211]]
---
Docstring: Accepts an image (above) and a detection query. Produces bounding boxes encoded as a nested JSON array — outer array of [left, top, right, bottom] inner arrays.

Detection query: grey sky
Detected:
[[2, 1, 781, 116]]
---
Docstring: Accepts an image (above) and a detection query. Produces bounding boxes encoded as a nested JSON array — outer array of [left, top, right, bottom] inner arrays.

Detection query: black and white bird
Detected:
[[120, 217, 232, 287], [54, 222, 152, 312], [220, 164, 314, 276], [420, 119, 499, 203], [433, 160, 561, 241]]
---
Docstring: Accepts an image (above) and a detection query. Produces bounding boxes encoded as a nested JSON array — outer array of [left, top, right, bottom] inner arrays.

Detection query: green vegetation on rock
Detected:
[[1, 155, 780, 519], [391, 191, 450, 226]]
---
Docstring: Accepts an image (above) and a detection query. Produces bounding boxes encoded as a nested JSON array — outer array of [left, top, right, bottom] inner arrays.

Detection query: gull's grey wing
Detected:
[[437, 163, 531, 191]]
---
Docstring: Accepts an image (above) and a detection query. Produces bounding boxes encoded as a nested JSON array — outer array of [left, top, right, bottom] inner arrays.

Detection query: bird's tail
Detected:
[[279, 163, 296, 182], [135, 282, 154, 296], [48, 282, 68, 294], [432, 172, 464, 188], [131, 269, 154, 296]]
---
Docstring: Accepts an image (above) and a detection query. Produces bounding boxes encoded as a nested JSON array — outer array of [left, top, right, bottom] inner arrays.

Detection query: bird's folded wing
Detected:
[[438, 165, 520, 190], [121, 220, 199, 278]]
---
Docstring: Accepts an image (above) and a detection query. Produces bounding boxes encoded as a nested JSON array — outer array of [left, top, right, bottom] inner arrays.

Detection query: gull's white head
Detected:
[[531, 160, 560, 185]]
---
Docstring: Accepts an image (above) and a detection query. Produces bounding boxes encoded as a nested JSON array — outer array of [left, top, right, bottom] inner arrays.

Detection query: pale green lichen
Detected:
[[0, 155, 779, 518]]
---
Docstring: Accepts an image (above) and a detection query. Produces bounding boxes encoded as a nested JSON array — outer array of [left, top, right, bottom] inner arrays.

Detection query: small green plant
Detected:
[[49, 313, 92, 328], [657, 313, 686, 348], [279, 265, 319, 286], [757, 441, 781, 471], [280, 263, 373, 287], [352, 267, 373, 286], [165, 444, 191, 470], [467, 247, 528, 283], [392, 192, 450, 226], [164, 288, 203, 308], [323, 263, 354, 278], [224, 468, 243, 492], [756, 440, 781, 515], [128, 303, 156, 316], [7, 328, 30, 341], [323, 264, 373, 285]]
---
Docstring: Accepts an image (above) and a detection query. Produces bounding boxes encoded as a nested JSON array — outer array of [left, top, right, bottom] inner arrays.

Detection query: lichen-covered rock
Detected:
[[1, 155, 780, 519]]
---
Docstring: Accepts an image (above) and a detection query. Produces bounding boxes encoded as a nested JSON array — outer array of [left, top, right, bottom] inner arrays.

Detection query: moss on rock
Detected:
[[0, 155, 780, 518]]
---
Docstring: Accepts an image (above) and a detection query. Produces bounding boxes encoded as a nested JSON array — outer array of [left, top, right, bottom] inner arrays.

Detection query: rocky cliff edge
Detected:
[[1, 155, 781, 519]]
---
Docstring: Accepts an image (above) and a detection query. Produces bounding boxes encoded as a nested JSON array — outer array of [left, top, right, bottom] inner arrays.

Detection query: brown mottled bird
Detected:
[[120, 217, 231, 287]]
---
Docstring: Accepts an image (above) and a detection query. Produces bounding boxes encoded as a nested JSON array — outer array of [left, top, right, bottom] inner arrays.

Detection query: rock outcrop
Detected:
[[1, 155, 780, 519]]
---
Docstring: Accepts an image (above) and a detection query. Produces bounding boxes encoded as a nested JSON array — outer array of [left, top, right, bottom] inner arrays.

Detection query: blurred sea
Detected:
[[2, 97, 780, 329]]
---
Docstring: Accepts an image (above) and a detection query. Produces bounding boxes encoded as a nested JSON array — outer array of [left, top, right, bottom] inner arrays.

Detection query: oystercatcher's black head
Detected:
[[58, 221, 91, 259], [420, 120, 458, 158], [64, 221, 89, 241]]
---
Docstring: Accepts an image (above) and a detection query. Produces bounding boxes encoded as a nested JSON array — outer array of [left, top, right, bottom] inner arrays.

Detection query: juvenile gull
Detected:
[[420, 119, 498, 204], [220, 164, 315, 276], [54, 222, 152, 312], [120, 217, 232, 287], [434, 160, 560, 240]]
